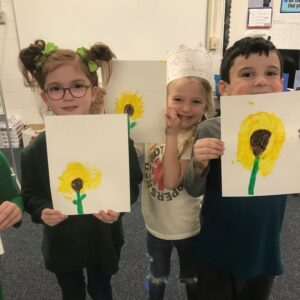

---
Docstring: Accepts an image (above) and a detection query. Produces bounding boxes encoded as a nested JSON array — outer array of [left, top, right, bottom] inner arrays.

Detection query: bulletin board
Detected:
[[227, 0, 300, 50], [13, 0, 208, 60]]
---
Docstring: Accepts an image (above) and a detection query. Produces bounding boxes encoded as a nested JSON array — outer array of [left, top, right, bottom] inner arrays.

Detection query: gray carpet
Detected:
[[0, 195, 299, 300]]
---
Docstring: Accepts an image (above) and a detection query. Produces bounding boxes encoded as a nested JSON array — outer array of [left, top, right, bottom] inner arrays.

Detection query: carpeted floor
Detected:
[[0, 195, 299, 300], [0, 149, 299, 299]]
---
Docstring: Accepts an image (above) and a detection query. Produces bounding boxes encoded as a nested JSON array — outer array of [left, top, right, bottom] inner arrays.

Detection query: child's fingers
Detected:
[[194, 138, 225, 154], [41, 208, 68, 226], [93, 210, 120, 223], [0, 205, 22, 230], [107, 210, 120, 221], [193, 138, 225, 166], [0, 202, 22, 230]]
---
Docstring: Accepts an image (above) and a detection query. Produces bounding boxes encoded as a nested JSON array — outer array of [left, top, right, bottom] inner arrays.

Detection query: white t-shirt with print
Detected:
[[141, 130, 202, 240]]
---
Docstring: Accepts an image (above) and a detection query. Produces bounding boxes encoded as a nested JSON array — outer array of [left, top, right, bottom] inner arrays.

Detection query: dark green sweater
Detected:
[[21, 132, 142, 273], [0, 151, 23, 211]]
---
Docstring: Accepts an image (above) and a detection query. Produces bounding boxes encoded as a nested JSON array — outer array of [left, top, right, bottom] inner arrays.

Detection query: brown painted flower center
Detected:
[[124, 104, 134, 117], [250, 129, 272, 157], [71, 178, 83, 191]]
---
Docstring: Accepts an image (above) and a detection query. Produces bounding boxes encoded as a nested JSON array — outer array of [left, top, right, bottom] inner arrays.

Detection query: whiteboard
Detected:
[[13, 0, 208, 60]]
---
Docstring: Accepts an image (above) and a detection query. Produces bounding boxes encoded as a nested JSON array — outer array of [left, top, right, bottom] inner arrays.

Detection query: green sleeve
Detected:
[[0, 151, 24, 212]]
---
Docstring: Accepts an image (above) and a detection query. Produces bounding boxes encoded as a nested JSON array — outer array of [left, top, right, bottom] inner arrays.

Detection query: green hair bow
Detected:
[[76, 47, 99, 73], [35, 42, 58, 68]]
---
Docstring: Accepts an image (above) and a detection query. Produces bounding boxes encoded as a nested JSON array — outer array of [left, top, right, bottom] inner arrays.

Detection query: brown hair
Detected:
[[18, 39, 116, 90]]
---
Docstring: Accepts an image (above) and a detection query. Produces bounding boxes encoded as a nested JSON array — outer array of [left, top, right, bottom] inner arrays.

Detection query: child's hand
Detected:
[[41, 208, 68, 226], [165, 107, 180, 136], [93, 209, 120, 224], [193, 138, 225, 174], [0, 201, 22, 230]]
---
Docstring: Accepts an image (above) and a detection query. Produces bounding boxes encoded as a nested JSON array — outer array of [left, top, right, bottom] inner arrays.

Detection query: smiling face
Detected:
[[167, 77, 207, 131], [41, 63, 95, 116], [220, 52, 283, 96]]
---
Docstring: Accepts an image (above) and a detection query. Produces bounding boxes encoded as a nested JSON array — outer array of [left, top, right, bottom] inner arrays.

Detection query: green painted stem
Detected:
[[75, 190, 84, 215], [248, 156, 260, 195]]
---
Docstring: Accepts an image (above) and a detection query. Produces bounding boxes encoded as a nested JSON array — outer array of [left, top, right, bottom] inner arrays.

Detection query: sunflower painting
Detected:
[[115, 91, 144, 130], [221, 92, 300, 197], [105, 61, 166, 143], [237, 112, 285, 195], [58, 162, 102, 214]]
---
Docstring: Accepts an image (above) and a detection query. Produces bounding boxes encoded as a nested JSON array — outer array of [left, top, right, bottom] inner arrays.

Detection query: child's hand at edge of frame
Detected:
[[0, 201, 22, 230], [93, 210, 120, 224]]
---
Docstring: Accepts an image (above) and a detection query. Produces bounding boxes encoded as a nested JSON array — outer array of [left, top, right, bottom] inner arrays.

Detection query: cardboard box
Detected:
[[22, 124, 45, 147]]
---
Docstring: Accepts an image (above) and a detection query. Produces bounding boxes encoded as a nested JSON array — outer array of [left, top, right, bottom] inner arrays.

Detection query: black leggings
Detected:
[[197, 263, 274, 300], [55, 266, 112, 300]]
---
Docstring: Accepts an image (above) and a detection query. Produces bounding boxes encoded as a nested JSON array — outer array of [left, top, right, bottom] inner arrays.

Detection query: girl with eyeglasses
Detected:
[[18, 40, 142, 300]]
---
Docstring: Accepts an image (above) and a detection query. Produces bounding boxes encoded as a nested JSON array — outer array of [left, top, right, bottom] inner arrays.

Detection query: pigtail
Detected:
[[18, 40, 46, 89], [89, 43, 116, 86]]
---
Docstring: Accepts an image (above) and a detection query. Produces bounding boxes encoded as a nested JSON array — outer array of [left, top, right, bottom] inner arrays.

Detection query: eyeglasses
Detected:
[[44, 83, 92, 101]]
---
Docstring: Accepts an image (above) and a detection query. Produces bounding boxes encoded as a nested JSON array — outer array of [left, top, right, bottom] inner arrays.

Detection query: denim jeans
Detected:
[[147, 232, 199, 300], [55, 266, 112, 300]]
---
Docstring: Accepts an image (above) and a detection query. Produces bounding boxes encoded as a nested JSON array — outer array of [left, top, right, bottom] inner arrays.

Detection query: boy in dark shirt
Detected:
[[183, 37, 287, 300]]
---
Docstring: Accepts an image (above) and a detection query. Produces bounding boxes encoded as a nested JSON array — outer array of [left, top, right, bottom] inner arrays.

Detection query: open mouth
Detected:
[[62, 106, 78, 112]]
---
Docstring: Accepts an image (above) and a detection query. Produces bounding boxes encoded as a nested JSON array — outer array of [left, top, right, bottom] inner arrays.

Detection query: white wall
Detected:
[[0, 0, 227, 124], [229, 0, 300, 49], [0, 0, 43, 123]]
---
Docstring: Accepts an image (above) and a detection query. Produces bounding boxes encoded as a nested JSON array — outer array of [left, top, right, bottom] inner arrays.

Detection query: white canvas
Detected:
[[45, 114, 130, 214], [221, 91, 300, 197], [105, 61, 166, 143]]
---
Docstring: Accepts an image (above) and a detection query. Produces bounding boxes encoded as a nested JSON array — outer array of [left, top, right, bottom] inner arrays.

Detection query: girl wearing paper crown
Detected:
[[18, 40, 142, 300], [141, 44, 215, 300]]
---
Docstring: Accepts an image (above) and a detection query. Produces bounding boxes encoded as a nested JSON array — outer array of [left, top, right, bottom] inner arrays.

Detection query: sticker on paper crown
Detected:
[[166, 44, 213, 85]]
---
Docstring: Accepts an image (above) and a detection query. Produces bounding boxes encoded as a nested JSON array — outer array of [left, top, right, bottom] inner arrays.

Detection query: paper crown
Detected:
[[166, 44, 213, 85]]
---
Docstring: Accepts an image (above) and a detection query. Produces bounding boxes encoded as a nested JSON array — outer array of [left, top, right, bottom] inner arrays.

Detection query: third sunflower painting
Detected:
[[221, 91, 300, 197]]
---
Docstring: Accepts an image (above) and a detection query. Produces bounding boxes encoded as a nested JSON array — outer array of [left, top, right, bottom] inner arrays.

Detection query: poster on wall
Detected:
[[45, 114, 131, 215], [247, 7, 273, 28], [221, 91, 300, 197], [281, 0, 300, 13]]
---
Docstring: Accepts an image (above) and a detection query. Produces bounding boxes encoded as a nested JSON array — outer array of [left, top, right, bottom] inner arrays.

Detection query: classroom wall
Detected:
[[0, 0, 300, 124], [1, 0, 227, 125], [0, 0, 43, 123]]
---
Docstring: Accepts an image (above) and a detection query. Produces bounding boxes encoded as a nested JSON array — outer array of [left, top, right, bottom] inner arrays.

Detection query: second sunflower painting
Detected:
[[221, 91, 300, 197]]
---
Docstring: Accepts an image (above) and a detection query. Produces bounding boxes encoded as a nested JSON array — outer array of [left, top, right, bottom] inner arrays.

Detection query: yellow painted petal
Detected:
[[58, 162, 102, 198], [237, 112, 285, 176], [115, 91, 144, 121]]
